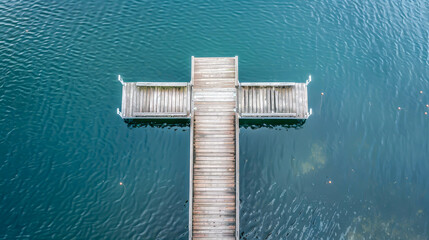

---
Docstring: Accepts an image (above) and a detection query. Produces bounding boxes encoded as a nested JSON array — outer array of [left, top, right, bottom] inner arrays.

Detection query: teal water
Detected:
[[1, 0, 428, 239]]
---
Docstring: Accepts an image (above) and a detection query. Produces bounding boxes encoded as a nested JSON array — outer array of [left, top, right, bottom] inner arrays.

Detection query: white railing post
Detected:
[[306, 75, 312, 86], [118, 75, 124, 85], [308, 108, 313, 118]]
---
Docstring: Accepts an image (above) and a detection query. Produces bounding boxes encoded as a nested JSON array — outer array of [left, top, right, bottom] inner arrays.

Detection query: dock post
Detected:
[[116, 108, 123, 118], [306, 75, 312, 86], [118, 75, 124, 85]]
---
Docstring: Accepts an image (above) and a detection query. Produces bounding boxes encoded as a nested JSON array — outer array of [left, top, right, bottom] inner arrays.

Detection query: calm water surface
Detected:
[[1, 0, 428, 239]]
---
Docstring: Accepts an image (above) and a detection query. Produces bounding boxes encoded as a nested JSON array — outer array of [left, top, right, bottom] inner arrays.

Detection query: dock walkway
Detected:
[[191, 57, 238, 239]]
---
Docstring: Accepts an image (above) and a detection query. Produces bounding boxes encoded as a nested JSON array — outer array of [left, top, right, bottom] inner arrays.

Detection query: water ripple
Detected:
[[1, 0, 428, 238]]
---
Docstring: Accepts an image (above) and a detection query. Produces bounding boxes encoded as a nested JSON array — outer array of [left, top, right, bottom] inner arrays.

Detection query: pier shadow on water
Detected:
[[239, 119, 306, 130], [125, 118, 306, 129], [124, 119, 190, 128]]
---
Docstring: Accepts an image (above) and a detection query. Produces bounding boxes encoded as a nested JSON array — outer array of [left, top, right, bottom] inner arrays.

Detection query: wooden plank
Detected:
[[189, 110, 194, 240], [148, 86, 153, 112], [169, 88, 173, 112], [285, 87, 289, 113], [195, 66, 235, 72], [178, 87, 182, 113], [185, 86, 189, 114], [194, 58, 235, 65], [141, 87, 149, 112], [194, 175, 235, 180], [121, 84, 126, 117], [131, 83, 135, 116], [287, 86, 291, 114], [195, 155, 235, 160], [166, 88, 170, 113], [194, 72, 235, 79], [156, 87, 160, 113], [251, 87, 255, 113], [277, 87, 282, 113], [123, 83, 128, 117], [161, 87, 166, 112], [275, 87, 279, 113], [245, 87, 249, 113], [194, 64, 235, 68], [124, 83, 129, 117], [304, 85, 308, 118], [174, 88, 180, 112], [301, 84, 306, 117], [139, 87, 143, 112], [136, 86, 140, 112], [194, 101, 236, 106], [291, 85, 295, 114], [141, 87, 146, 112], [195, 69, 236, 73], [297, 84, 301, 117], [262, 87, 269, 113], [162, 88, 166, 112], [195, 112, 235, 116], [193, 88, 236, 92]]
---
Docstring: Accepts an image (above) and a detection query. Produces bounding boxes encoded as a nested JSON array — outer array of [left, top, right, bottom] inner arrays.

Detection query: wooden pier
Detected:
[[117, 56, 311, 239]]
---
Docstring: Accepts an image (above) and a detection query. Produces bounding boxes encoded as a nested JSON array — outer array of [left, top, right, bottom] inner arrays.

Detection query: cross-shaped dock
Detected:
[[117, 56, 311, 239]]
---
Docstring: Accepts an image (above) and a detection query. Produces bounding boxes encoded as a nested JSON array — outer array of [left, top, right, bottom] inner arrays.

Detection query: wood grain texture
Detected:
[[191, 57, 238, 239], [120, 83, 191, 118], [238, 83, 309, 118]]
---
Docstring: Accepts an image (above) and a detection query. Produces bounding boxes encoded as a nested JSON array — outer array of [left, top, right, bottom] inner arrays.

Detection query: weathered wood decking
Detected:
[[191, 57, 238, 239], [117, 56, 311, 240], [238, 83, 309, 119], [120, 82, 191, 118]]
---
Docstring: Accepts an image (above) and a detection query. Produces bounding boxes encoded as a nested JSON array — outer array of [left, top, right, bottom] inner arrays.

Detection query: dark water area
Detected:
[[1, 0, 428, 239]]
